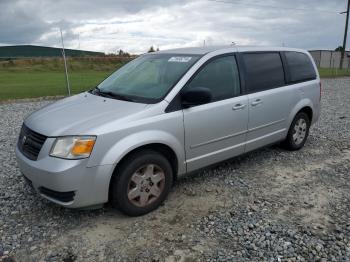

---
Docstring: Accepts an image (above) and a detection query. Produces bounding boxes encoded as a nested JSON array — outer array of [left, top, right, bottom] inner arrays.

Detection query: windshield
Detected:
[[96, 54, 201, 103]]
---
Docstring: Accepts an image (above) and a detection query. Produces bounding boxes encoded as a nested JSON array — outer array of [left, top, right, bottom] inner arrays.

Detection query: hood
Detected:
[[24, 92, 149, 136]]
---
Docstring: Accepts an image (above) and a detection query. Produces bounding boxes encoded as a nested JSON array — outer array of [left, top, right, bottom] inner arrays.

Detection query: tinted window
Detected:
[[243, 53, 285, 93], [285, 52, 316, 83], [186, 56, 240, 102]]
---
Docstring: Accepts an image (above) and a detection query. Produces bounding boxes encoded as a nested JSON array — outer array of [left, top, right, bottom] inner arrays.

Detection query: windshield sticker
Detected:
[[168, 57, 192, 63]]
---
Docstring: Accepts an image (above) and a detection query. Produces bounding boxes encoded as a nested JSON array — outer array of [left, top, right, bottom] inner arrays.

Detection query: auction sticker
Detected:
[[168, 57, 192, 62]]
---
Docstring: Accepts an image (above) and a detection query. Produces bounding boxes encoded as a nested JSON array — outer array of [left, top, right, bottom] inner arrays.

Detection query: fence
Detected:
[[309, 50, 350, 69]]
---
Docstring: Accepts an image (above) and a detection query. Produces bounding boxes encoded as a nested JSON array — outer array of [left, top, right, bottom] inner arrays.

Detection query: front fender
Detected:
[[91, 130, 186, 175]]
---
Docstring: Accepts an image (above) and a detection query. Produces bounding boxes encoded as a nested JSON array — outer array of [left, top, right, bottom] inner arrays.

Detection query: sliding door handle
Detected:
[[232, 104, 246, 110], [251, 99, 262, 106]]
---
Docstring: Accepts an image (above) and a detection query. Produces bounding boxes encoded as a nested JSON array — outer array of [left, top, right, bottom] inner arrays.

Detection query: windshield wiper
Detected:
[[91, 86, 102, 95], [93, 87, 134, 102]]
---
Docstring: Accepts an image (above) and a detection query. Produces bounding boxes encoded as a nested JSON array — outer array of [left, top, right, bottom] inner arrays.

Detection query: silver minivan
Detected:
[[16, 46, 321, 216]]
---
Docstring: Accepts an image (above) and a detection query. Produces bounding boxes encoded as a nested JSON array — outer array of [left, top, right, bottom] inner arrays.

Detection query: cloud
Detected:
[[0, 1, 51, 44], [0, 0, 347, 53]]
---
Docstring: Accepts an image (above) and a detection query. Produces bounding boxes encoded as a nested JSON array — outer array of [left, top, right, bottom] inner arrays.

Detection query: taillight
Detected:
[[319, 81, 322, 101]]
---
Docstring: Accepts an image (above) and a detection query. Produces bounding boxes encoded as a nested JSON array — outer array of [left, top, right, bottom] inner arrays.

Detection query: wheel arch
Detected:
[[108, 142, 180, 202], [288, 99, 314, 128], [297, 106, 313, 123]]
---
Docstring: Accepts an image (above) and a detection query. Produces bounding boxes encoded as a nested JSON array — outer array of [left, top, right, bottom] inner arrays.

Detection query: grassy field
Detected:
[[0, 57, 131, 100], [318, 67, 350, 78], [0, 71, 113, 100], [0, 57, 349, 101]]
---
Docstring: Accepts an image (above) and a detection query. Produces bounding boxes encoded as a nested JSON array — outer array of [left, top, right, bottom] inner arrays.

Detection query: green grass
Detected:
[[0, 57, 132, 100], [318, 67, 350, 78], [0, 71, 113, 100], [0, 57, 349, 101]]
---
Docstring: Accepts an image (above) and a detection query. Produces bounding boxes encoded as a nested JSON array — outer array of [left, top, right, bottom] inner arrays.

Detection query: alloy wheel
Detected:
[[127, 164, 165, 207]]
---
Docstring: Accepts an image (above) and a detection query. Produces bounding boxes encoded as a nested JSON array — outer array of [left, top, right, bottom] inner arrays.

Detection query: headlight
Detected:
[[50, 136, 96, 159]]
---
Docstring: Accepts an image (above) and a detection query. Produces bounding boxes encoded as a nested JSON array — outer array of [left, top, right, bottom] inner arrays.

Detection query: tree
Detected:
[[335, 46, 344, 52], [117, 49, 130, 57], [148, 46, 155, 53]]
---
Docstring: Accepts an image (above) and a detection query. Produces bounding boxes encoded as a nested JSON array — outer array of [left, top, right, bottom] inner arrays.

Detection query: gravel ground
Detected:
[[0, 78, 349, 262]]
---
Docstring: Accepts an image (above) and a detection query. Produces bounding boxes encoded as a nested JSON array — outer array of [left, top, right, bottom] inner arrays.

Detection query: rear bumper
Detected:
[[15, 145, 115, 208]]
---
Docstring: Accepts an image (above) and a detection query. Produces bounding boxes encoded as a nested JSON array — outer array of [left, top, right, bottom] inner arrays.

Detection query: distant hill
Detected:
[[0, 45, 105, 58]]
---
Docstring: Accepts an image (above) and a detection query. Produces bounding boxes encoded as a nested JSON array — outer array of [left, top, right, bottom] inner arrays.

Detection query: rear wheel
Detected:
[[111, 150, 173, 216], [283, 112, 310, 151]]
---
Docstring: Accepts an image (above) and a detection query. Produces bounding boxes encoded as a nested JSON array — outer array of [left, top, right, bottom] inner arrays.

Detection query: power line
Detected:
[[208, 0, 341, 14], [340, 0, 350, 69]]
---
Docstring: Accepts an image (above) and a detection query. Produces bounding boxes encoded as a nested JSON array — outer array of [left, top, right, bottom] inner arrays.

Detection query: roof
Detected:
[[157, 46, 230, 55], [156, 45, 307, 55]]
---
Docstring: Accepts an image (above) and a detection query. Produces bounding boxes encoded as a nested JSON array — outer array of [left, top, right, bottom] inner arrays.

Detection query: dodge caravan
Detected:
[[15, 46, 321, 216]]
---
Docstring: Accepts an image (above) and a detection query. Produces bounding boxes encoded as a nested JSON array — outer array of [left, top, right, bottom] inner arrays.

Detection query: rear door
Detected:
[[241, 52, 298, 152], [183, 55, 248, 172]]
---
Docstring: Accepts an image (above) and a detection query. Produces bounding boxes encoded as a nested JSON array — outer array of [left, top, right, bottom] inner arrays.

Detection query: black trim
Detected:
[[165, 53, 242, 112], [39, 187, 75, 203], [235, 52, 246, 95], [287, 77, 318, 85], [165, 94, 182, 113], [280, 51, 291, 84], [18, 124, 47, 161]]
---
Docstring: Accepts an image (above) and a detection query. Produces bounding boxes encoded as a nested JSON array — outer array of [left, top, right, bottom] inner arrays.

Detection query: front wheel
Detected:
[[110, 150, 173, 216], [282, 112, 310, 151]]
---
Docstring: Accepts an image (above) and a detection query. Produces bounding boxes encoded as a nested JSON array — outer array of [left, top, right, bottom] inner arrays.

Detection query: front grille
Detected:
[[18, 124, 47, 161], [39, 187, 75, 203]]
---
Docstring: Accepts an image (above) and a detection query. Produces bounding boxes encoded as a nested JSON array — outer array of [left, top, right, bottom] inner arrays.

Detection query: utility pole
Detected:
[[340, 0, 350, 70], [60, 28, 71, 96]]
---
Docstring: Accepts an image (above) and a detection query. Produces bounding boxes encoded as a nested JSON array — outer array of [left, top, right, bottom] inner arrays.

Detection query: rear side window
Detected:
[[186, 55, 240, 102], [285, 52, 316, 83], [242, 52, 285, 93]]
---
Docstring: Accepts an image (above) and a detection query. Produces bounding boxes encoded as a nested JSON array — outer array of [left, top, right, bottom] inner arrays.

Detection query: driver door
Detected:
[[183, 55, 248, 172]]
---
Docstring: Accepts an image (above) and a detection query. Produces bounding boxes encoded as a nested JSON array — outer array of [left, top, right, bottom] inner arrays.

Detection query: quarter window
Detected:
[[242, 53, 285, 93], [185, 55, 240, 102], [285, 51, 316, 83]]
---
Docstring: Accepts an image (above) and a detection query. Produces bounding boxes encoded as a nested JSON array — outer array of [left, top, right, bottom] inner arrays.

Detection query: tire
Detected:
[[282, 112, 310, 151], [110, 150, 173, 216]]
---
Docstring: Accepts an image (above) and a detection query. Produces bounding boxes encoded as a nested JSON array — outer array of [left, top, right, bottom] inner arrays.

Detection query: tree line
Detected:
[[106, 46, 160, 57]]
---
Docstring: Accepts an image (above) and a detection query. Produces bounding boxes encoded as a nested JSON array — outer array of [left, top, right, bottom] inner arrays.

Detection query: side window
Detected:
[[185, 55, 240, 102], [285, 51, 316, 83], [242, 52, 285, 93]]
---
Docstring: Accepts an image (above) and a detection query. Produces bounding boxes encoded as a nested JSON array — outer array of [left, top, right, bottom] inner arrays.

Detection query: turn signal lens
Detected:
[[71, 139, 95, 156]]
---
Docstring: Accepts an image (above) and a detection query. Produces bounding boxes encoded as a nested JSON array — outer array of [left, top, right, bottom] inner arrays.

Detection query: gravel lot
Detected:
[[0, 78, 349, 262]]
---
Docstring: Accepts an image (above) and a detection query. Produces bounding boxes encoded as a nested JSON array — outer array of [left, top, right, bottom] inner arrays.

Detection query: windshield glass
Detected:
[[96, 54, 201, 103]]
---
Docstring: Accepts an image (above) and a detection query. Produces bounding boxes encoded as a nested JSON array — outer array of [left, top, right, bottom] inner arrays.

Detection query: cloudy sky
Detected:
[[0, 0, 347, 54]]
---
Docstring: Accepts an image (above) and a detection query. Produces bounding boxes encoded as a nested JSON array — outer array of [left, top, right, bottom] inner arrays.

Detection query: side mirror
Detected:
[[181, 87, 212, 108]]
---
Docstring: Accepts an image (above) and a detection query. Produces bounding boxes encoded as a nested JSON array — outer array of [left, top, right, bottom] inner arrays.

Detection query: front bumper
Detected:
[[15, 139, 115, 208]]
